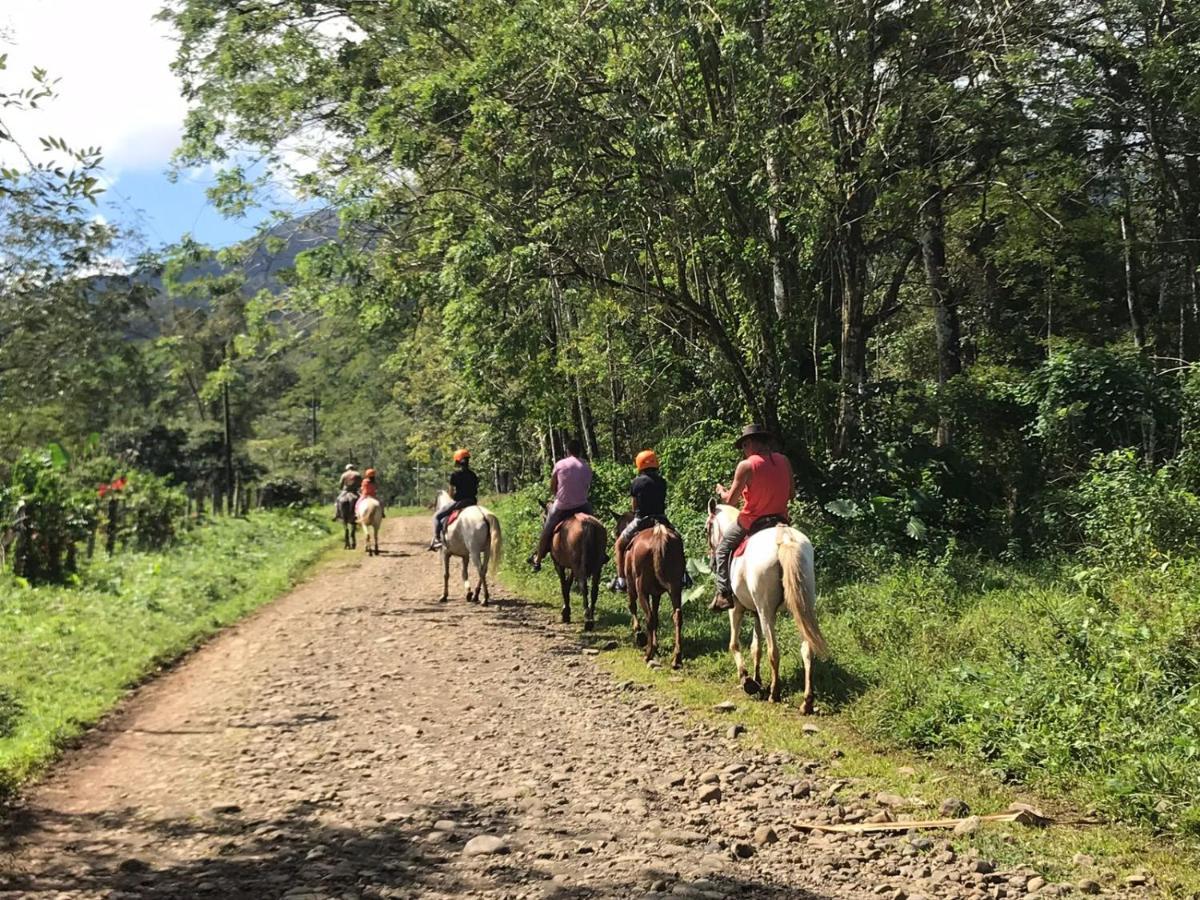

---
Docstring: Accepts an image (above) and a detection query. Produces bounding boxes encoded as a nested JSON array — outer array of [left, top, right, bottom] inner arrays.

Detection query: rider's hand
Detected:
[[715, 483, 726, 498]]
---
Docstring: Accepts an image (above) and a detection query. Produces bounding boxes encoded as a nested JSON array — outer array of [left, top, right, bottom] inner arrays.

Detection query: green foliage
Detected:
[[0, 448, 93, 584], [0, 509, 334, 794], [118, 473, 188, 551], [825, 559, 1200, 838], [1067, 451, 1200, 567]]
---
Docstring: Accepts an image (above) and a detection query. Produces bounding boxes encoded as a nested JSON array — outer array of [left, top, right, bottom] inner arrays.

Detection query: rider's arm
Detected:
[[549, 471, 559, 499], [717, 459, 753, 506]]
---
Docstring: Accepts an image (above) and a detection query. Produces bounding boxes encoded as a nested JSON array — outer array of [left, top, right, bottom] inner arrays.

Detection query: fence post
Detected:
[[105, 498, 119, 556]]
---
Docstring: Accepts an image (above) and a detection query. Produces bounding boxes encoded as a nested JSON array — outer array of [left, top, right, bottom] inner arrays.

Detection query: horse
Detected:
[[623, 522, 686, 668], [705, 499, 828, 712], [357, 496, 383, 556], [434, 490, 503, 605], [539, 500, 607, 630], [336, 491, 358, 549]]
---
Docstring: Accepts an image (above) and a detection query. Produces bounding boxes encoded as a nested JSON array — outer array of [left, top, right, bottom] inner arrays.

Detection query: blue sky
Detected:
[[1, 1, 278, 254]]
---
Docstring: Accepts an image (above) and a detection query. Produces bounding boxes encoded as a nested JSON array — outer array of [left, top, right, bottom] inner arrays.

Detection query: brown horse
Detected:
[[623, 524, 686, 668], [541, 501, 607, 630]]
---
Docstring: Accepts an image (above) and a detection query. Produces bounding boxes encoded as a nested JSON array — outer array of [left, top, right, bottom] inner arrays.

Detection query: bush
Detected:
[[258, 475, 310, 508], [0, 687, 20, 740], [0, 448, 94, 583], [118, 472, 188, 551], [1069, 450, 1200, 566]]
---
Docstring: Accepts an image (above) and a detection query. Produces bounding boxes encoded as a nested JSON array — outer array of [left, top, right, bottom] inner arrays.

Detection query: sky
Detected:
[[0, 0, 275, 252]]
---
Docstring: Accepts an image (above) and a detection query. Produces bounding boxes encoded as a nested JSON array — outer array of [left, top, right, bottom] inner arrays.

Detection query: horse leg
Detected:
[[751, 612, 764, 687], [627, 581, 644, 647], [461, 554, 471, 602], [639, 585, 655, 663], [647, 593, 661, 662], [800, 639, 815, 714], [372, 523, 380, 555], [670, 584, 683, 670], [470, 547, 484, 609], [729, 604, 747, 683], [439, 550, 450, 603], [763, 608, 782, 703], [557, 564, 571, 624], [585, 573, 598, 632]]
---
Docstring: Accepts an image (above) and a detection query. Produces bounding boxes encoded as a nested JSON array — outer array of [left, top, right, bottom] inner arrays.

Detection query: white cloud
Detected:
[[0, 1, 186, 175]]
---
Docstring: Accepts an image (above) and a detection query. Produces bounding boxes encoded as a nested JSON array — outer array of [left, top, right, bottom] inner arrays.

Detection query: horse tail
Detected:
[[778, 529, 828, 659], [485, 511, 503, 571], [649, 525, 672, 588]]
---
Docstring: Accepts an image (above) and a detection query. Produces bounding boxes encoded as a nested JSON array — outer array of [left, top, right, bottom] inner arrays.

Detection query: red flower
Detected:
[[111, 477, 128, 492], [97, 483, 109, 498]]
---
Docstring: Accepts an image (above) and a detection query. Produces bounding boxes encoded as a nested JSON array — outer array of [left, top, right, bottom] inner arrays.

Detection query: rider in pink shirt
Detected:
[[528, 438, 594, 571]]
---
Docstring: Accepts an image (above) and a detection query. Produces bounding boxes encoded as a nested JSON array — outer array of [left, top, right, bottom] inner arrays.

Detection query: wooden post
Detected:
[[105, 498, 119, 556]]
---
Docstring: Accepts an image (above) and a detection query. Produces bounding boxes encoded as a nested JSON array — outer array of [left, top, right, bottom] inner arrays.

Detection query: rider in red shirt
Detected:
[[710, 423, 794, 611]]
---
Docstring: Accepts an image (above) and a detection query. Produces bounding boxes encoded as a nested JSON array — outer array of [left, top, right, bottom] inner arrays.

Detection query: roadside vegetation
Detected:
[[0, 508, 335, 796]]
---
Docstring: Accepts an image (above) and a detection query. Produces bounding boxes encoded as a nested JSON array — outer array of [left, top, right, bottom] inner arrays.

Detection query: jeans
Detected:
[[535, 501, 594, 558], [434, 499, 476, 541], [713, 519, 748, 597]]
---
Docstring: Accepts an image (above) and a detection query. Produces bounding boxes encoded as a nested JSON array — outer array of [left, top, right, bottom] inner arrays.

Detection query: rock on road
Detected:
[[1, 518, 1066, 899]]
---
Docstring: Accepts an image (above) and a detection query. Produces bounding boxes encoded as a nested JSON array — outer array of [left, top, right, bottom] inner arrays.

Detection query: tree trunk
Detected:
[[919, 180, 963, 447], [222, 343, 235, 506], [835, 200, 868, 457]]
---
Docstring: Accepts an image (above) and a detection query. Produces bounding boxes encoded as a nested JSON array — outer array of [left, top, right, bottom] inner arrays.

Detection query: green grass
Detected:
[[0, 509, 337, 794], [490, 493, 1200, 896]]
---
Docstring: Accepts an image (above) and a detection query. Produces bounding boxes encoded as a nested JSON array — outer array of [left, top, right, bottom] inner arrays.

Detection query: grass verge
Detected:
[[0, 508, 337, 795], [490, 495, 1200, 897]]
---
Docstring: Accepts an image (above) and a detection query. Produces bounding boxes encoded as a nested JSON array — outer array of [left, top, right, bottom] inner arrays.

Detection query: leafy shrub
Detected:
[[1069, 450, 1200, 566], [1023, 345, 1171, 472], [0, 447, 94, 583], [258, 475, 310, 508], [118, 472, 188, 550], [0, 686, 20, 739]]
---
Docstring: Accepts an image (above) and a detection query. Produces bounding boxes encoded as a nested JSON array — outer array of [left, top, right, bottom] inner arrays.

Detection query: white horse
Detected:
[[435, 490, 503, 605], [705, 500, 828, 712], [357, 497, 383, 556]]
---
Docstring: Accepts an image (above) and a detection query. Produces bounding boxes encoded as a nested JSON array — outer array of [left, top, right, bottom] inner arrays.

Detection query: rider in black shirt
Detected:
[[611, 449, 685, 591], [430, 449, 480, 550]]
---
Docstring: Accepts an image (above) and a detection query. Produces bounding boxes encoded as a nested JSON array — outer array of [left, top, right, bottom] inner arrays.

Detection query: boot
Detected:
[[708, 590, 735, 612]]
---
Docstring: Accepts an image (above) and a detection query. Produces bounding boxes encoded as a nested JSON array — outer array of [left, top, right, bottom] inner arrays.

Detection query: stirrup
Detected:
[[526, 554, 542, 573]]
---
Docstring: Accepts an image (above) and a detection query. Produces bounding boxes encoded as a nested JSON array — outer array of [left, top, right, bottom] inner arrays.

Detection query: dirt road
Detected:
[[1, 517, 1059, 899]]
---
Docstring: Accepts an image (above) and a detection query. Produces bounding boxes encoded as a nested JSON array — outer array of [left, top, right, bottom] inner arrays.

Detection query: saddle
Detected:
[[447, 509, 462, 527], [732, 514, 788, 558], [337, 490, 358, 505]]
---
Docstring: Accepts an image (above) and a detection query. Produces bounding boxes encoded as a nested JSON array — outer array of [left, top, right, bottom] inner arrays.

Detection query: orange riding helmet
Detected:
[[635, 449, 660, 472], [453, 448, 471, 464], [364, 467, 377, 479]]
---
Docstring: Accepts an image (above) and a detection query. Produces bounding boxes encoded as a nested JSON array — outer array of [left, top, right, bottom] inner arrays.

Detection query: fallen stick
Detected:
[[794, 806, 1052, 834]]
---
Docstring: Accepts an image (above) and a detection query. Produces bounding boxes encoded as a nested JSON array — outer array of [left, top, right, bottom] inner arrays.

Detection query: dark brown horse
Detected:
[[623, 524, 686, 668], [540, 502, 608, 630], [336, 492, 358, 549]]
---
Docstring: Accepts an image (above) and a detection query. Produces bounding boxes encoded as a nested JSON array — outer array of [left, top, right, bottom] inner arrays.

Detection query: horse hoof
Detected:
[[583, 620, 594, 632], [633, 631, 647, 648], [671, 660, 682, 671], [481, 598, 490, 607], [802, 698, 814, 715], [438, 596, 448, 604], [741, 677, 761, 696], [561, 612, 570, 625]]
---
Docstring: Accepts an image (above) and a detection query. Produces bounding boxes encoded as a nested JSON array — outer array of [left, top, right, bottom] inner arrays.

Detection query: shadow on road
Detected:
[[1, 797, 831, 899]]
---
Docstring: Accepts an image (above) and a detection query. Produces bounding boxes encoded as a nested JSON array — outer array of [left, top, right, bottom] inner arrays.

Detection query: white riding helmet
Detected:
[[345, 464, 357, 471]]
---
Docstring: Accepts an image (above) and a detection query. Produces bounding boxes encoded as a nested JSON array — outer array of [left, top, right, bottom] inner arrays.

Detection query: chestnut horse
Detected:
[[705, 500, 827, 711], [623, 523, 686, 668], [540, 501, 607, 630]]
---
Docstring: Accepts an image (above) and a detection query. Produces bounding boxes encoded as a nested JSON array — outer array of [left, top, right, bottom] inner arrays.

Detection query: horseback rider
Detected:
[[333, 463, 362, 520], [609, 449, 681, 592], [710, 423, 794, 612], [528, 438, 594, 572], [429, 449, 480, 550], [358, 467, 385, 517]]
